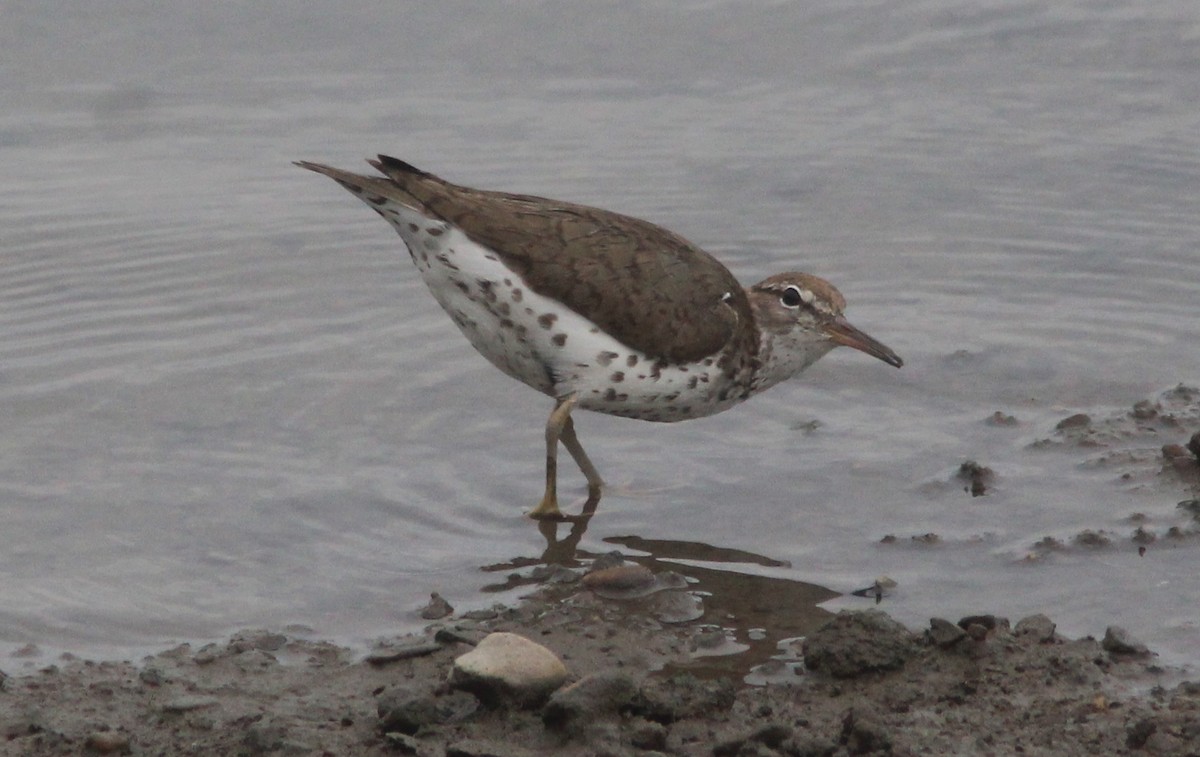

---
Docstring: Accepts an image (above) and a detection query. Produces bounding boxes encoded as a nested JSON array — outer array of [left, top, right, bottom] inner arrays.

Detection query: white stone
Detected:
[[448, 632, 569, 707]]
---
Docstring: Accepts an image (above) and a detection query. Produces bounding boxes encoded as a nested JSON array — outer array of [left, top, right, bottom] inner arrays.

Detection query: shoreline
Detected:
[[2, 557, 1197, 756]]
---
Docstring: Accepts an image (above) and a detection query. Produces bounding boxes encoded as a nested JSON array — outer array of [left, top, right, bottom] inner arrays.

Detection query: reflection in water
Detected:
[[480, 517, 840, 681]]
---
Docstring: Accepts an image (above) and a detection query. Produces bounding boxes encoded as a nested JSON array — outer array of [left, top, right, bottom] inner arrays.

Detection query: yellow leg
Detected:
[[561, 415, 603, 496], [527, 394, 604, 519]]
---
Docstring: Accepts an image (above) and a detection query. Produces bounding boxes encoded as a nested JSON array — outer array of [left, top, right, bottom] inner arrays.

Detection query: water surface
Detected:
[[2, 1, 1199, 667]]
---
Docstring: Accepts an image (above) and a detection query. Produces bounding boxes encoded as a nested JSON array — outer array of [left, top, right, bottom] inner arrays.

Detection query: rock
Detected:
[[928, 617, 967, 648], [1131, 400, 1159, 420], [228, 629, 287, 653], [365, 641, 443, 666], [957, 460, 993, 496], [1056, 413, 1091, 430], [84, 731, 131, 754], [138, 665, 165, 686], [646, 590, 704, 624], [434, 626, 487, 646], [542, 671, 638, 730], [448, 632, 569, 707], [420, 592, 454, 620], [377, 687, 478, 735], [460, 608, 500, 621], [581, 564, 655, 594], [1014, 614, 1057, 643], [956, 615, 1009, 633], [803, 610, 919, 678], [986, 411, 1018, 426], [1102, 626, 1150, 657]]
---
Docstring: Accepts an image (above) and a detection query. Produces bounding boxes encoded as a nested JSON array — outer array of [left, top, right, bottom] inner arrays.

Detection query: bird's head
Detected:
[[748, 272, 903, 380]]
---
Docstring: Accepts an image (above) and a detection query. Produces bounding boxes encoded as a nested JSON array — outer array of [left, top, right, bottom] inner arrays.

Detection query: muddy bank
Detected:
[[2, 565, 1198, 757]]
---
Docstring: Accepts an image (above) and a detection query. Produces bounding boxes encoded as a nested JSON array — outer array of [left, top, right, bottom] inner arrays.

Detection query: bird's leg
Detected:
[[528, 394, 579, 519], [560, 415, 604, 498]]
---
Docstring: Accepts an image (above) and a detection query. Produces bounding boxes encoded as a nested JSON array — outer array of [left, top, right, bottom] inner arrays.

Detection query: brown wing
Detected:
[[362, 156, 749, 364]]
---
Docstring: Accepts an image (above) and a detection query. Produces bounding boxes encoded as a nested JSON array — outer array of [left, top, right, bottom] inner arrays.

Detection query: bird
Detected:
[[296, 156, 903, 518]]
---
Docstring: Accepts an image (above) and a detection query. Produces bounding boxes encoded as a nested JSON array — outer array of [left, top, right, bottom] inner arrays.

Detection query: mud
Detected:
[[2, 568, 1199, 756]]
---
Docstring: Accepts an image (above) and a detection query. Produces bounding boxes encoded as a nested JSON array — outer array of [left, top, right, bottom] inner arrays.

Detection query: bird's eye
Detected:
[[780, 285, 812, 309]]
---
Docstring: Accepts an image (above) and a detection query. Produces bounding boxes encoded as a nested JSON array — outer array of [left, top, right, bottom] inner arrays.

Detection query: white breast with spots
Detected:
[[375, 203, 743, 422]]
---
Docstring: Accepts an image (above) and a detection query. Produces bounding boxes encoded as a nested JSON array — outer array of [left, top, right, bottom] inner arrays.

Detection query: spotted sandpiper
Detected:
[[297, 156, 903, 518]]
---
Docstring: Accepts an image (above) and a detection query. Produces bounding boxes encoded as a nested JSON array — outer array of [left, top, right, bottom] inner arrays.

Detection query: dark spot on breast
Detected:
[[596, 351, 618, 366], [496, 302, 511, 316], [408, 223, 420, 233], [538, 313, 557, 330], [512, 289, 523, 302], [477, 280, 497, 302], [453, 281, 470, 294], [603, 388, 618, 402], [368, 194, 387, 206], [687, 376, 699, 389], [610, 372, 624, 382], [427, 227, 444, 236], [552, 333, 567, 347], [626, 355, 639, 367]]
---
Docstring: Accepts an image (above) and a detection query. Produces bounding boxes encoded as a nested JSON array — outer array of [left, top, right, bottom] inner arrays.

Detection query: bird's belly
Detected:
[[381, 208, 743, 421]]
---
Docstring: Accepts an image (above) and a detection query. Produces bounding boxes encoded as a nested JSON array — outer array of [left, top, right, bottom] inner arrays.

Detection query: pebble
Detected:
[[582, 563, 655, 593], [161, 695, 219, 713], [1014, 614, 1057, 643], [645, 590, 704, 624], [84, 731, 131, 754], [1056, 413, 1092, 430], [446, 738, 533, 757], [928, 617, 967, 648], [138, 665, 165, 686], [1102, 626, 1151, 657], [228, 630, 287, 653], [448, 632, 569, 707]]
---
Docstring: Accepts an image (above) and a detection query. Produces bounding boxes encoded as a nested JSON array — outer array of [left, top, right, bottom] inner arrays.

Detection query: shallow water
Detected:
[[2, 1, 1199, 667]]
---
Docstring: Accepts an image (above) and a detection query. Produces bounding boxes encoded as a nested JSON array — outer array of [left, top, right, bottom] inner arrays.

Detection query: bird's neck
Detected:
[[750, 328, 837, 394]]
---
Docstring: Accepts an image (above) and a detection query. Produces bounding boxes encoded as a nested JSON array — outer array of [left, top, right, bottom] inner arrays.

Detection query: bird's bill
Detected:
[[825, 316, 904, 368]]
